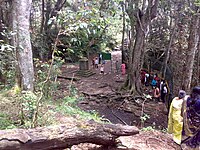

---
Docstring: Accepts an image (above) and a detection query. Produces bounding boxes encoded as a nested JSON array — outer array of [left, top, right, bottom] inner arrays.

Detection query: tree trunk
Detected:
[[121, 1, 126, 64], [183, 13, 199, 92], [0, 121, 139, 150], [130, 19, 146, 94], [125, 0, 159, 94], [40, 0, 45, 34], [12, 0, 34, 91], [162, 19, 177, 78]]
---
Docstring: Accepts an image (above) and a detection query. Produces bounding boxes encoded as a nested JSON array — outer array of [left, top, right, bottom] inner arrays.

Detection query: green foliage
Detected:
[[54, 1, 122, 58], [195, 0, 200, 6], [34, 57, 64, 99], [141, 126, 155, 131], [56, 95, 102, 122], [0, 113, 16, 130], [31, 33, 50, 60], [161, 128, 168, 133], [140, 113, 150, 122], [142, 122, 156, 131], [20, 91, 37, 128], [36, 109, 57, 126], [68, 85, 79, 97], [140, 113, 150, 128], [53, 85, 102, 121], [0, 85, 102, 129], [0, 28, 16, 87], [63, 96, 77, 105], [30, 0, 123, 61]]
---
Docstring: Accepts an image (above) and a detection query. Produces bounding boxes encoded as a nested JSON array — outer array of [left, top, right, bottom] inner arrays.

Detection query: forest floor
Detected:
[[55, 51, 192, 150]]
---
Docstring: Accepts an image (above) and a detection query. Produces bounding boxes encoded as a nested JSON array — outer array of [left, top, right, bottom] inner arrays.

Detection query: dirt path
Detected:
[[59, 51, 168, 128], [56, 51, 184, 150]]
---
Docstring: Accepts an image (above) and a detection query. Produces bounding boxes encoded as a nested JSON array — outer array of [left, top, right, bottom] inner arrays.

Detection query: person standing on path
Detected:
[[92, 57, 95, 68], [94, 57, 99, 69], [168, 90, 186, 145], [100, 64, 104, 74], [160, 81, 168, 103], [181, 86, 200, 149], [99, 53, 102, 64], [153, 86, 160, 102], [115, 60, 120, 73], [121, 63, 126, 75]]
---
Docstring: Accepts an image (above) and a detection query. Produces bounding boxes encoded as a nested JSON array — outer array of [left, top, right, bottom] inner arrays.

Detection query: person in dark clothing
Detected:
[[182, 86, 200, 149], [160, 82, 168, 103]]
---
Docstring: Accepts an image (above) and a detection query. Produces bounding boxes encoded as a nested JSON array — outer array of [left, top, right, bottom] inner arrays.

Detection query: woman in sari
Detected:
[[168, 90, 186, 144], [182, 86, 200, 149]]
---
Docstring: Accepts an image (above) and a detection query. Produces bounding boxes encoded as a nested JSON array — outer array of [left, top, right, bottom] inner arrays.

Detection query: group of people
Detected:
[[140, 70, 200, 148], [168, 86, 200, 149], [141, 70, 168, 103], [92, 56, 126, 75], [92, 56, 105, 74]]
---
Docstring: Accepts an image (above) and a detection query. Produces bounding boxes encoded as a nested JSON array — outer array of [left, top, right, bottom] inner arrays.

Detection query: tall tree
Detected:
[[183, 7, 199, 92], [125, 0, 159, 94], [162, 18, 177, 79], [121, 0, 126, 65], [12, 0, 34, 91]]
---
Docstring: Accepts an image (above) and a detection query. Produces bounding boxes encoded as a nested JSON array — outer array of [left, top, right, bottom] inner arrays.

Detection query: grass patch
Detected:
[[141, 126, 155, 131], [56, 104, 102, 121], [0, 90, 20, 129], [0, 88, 103, 129], [0, 113, 16, 129], [55, 96, 103, 122]]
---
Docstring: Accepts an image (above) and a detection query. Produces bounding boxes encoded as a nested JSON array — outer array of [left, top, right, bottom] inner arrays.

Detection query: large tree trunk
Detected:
[[42, 0, 66, 60], [0, 121, 139, 150], [183, 12, 199, 92], [129, 19, 146, 94], [125, 0, 159, 94], [12, 0, 34, 91]]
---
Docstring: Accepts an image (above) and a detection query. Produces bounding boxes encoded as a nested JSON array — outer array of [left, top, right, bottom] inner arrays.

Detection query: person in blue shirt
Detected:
[[151, 79, 157, 88]]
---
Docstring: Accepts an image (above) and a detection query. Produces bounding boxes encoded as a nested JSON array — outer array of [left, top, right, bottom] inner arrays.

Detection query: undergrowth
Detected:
[[0, 57, 102, 129], [0, 113, 16, 129], [55, 96, 103, 122], [0, 86, 103, 129]]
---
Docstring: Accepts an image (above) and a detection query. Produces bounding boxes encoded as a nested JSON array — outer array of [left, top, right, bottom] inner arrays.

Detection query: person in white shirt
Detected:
[[100, 64, 104, 74], [160, 81, 168, 103], [94, 57, 99, 68]]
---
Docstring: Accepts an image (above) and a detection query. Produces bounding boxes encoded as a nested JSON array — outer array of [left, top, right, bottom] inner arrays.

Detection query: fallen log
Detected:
[[57, 75, 80, 81], [0, 120, 139, 150]]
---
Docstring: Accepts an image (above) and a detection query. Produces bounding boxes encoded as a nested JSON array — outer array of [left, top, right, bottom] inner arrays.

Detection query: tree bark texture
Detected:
[[0, 121, 139, 150], [40, 0, 45, 34], [183, 13, 199, 92], [121, 1, 126, 65], [44, 0, 66, 33], [162, 19, 177, 78], [125, 0, 159, 94], [12, 0, 34, 91]]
